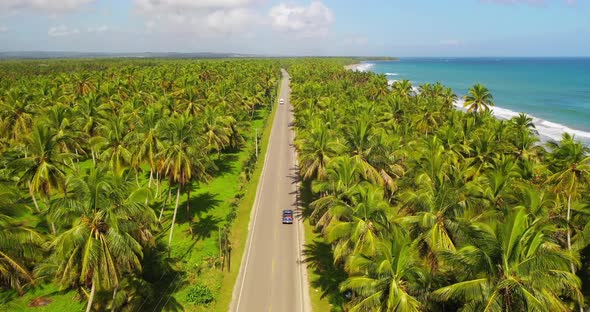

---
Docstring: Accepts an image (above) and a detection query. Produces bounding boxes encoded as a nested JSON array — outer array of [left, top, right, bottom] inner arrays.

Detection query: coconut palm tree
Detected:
[[295, 118, 344, 181], [158, 115, 211, 253], [46, 166, 154, 312], [202, 105, 233, 158], [434, 208, 582, 311], [463, 83, 494, 114], [0, 183, 42, 294], [326, 183, 396, 261], [0, 88, 37, 149], [547, 134, 590, 278], [340, 236, 423, 312], [90, 115, 133, 177], [391, 80, 413, 99], [10, 124, 70, 234], [511, 112, 538, 135]]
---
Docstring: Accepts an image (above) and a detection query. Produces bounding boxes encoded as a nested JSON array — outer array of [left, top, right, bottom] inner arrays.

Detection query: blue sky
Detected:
[[0, 0, 589, 56]]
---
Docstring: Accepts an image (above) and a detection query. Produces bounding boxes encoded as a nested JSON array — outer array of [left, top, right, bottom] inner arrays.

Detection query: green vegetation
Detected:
[[288, 59, 590, 311], [0, 58, 280, 311]]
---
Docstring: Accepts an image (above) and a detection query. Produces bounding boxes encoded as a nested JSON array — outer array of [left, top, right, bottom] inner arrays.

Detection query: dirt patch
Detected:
[[29, 297, 52, 307]]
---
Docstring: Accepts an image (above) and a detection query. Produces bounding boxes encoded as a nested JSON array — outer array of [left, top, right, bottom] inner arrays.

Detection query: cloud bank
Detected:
[[0, 0, 94, 13], [269, 2, 334, 38]]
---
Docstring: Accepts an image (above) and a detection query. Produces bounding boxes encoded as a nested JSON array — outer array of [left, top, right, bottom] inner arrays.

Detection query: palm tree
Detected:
[[158, 115, 211, 253], [202, 105, 233, 158], [391, 80, 413, 99], [547, 133, 590, 278], [91, 115, 133, 176], [0, 88, 37, 150], [463, 83, 494, 114], [340, 236, 422, 312], [511, 112, 538, 135], [326, 183, 395, 261], [295, 118, 344, 181], [10, 124, 69, 233], [130, 105, 164, 190], [434, 208, 582, 311], [46, 166, 154, 312], [0, 183, 42, 294]]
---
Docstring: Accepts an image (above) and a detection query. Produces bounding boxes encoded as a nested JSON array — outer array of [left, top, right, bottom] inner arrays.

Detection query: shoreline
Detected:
[[344, 63, 375, 72], [345, 62, 590, 146]]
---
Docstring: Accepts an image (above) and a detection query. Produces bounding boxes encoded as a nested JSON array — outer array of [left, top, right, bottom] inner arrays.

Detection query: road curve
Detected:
[[230, 69, 312, 312]]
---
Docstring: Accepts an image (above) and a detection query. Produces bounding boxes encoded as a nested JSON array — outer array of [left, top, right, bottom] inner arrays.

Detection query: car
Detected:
[[279, 98, 285, 105], [282, 209, 293, 224]]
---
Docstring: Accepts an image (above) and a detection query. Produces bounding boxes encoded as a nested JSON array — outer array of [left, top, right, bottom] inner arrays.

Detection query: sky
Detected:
[[0, 0, 589, 56]]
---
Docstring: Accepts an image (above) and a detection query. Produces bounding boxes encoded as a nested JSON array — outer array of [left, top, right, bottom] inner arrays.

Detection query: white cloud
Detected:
[[88, 25, 109, 33], [135, 0, 262, 36], [48, 25, 80, 37], [0, 0, 94, 13], [269, 1, 334, 38], [134, 0, 262, 12], [205, 8, 257, 33], [0, 26, 7, 33]]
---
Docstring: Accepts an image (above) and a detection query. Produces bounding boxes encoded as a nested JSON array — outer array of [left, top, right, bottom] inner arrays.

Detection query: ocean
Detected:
[[357, 58, 590, 145]]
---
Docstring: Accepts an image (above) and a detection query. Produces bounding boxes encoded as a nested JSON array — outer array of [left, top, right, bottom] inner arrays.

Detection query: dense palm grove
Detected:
[[0, 59, 280, 310], [289, 60, 590, 311]]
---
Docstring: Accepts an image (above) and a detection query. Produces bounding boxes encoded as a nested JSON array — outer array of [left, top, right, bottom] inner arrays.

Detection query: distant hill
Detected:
[[0, 51, 262, 59]]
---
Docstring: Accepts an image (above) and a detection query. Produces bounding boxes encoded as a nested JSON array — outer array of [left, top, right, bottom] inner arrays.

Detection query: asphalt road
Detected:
[[230, 70, 311, 312]]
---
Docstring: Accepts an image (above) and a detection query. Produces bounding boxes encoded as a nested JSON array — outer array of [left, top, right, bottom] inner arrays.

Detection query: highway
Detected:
[[230, 69, 311, 312]]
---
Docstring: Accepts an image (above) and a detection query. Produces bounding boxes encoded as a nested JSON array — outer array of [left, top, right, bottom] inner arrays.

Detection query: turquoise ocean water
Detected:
[[360, 58, 590, 144]]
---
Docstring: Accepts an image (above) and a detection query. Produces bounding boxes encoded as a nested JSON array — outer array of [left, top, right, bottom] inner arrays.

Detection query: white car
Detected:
[[279, 98, 284, 105]]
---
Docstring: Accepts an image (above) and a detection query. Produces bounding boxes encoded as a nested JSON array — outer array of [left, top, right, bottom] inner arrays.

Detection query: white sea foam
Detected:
[[348, 63, 375, 72], [453, 99, 590, 144], [385, 77, 590, 145], [384, 72, 399, 76]]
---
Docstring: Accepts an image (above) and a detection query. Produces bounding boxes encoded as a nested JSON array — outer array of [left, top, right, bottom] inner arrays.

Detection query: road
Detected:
[[230, 69, 311, 312]]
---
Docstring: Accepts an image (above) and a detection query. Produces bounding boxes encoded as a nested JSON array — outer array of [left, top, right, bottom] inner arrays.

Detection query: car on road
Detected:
[[279, 98, 284, 105], [282, 209, 293, 224]]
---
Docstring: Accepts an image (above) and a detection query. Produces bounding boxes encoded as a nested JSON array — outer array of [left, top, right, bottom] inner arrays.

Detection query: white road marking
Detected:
[[234, 85, 278, 312]]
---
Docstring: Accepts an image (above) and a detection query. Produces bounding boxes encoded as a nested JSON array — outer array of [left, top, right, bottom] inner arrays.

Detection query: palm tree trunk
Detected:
[[155, 171, 160, 198], [186, 185, 192, 235], [111, 286, 118, 312], [158, 186, 172, 223], [148, 168, 153, 189], [85, 282, 96, 312], [168, 185, 181, 256], [28, 185, 41, 213], [567, 194, 575, 273]]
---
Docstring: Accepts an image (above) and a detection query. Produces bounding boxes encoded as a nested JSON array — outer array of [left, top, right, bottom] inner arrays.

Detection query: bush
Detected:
[[186, 284, 215, 305]]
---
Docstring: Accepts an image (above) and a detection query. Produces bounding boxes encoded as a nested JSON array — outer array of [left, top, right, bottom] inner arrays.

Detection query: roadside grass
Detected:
[[0, 284, 83, 312], [0, 102, 274, 312], [212, 81, 280, 312]]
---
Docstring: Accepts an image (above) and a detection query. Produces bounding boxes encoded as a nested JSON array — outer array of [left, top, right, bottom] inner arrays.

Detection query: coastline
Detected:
[[344, 63, 375, 72], [345, 62, 590, 145]]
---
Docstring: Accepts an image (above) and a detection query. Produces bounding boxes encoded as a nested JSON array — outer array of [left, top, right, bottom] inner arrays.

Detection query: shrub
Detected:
[[186, 284, 214, 305]]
